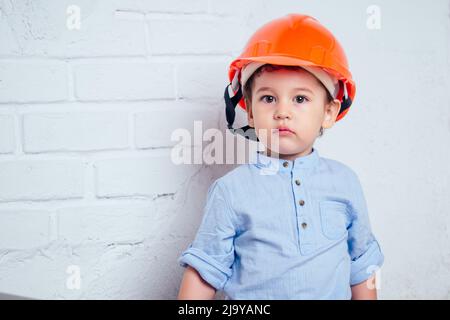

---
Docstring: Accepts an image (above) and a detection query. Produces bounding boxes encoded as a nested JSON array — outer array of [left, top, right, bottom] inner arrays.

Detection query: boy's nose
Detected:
[[274, 104, 292, 120]]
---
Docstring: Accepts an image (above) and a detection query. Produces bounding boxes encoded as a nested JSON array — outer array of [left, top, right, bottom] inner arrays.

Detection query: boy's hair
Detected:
[[242, 64, 335, 137]]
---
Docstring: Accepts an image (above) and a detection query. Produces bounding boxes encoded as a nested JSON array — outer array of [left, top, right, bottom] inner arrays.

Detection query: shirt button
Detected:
[[295, 179, 301, 186], [301, 222, 308, 229], [299, 199, 305, 206], [283, 161, 289, 168]]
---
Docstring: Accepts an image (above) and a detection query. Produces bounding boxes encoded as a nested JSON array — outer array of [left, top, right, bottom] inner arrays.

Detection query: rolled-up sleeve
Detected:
[[346, 171, 384, 286], [177, 179, 238, 291]]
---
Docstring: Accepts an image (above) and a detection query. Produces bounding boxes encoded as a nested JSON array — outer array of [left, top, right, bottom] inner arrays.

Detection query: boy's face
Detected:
[[247, 68, 341, 159]]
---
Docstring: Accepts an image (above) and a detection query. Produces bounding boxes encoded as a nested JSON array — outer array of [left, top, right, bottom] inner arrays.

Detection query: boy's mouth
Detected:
[[276, 126, 295, 135]]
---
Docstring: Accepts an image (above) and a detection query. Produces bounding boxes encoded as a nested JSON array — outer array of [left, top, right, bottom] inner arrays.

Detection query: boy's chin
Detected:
[[265, 144, 303, 157]]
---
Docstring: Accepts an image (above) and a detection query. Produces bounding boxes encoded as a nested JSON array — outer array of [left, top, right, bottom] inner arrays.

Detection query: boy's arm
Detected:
[[177, 266, 216, 300], [351, 274, 377, 300]]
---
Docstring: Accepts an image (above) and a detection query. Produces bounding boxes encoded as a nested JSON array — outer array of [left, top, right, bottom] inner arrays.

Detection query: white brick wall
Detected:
[[0, 210, 51, 249], [23, 112, 129, 152], [0, 61, 68, 103], [0, 0, 449, 300], [74, 62, 175, 101], [0, 115, 15, 153], [0, 159, 85, 201], [0, 0, 233, 300]]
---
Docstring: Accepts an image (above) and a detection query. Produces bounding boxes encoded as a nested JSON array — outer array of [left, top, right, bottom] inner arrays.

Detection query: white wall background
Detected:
[[0, 0, 449, 299]]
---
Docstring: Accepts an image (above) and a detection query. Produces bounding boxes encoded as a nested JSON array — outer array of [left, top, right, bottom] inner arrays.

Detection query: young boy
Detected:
[[177, 14, 384, 300]]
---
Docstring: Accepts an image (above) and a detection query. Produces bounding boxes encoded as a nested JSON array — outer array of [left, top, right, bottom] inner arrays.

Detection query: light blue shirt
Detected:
[[178, 147, 384, 299]]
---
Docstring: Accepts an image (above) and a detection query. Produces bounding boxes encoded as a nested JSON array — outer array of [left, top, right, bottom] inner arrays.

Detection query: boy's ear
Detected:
[[322, 99, 341, 129], [246, 99, 255, 128]]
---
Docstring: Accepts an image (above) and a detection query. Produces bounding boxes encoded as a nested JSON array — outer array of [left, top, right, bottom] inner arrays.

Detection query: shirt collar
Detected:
[[250, 147, 320, 174]]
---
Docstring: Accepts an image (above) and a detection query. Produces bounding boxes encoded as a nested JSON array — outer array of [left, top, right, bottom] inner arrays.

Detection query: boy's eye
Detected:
[[259, 95, 309, 104], [295, 95, 308, 104], [260, 95, 275, 103]]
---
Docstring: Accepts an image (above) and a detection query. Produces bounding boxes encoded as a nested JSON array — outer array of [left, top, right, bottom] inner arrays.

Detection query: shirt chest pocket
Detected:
[[319, 200, 349, 240]]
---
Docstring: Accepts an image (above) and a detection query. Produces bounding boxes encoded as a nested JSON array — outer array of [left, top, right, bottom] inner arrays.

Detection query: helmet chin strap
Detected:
[[224, 82, 259, 142], [224, 72, 352, 142], [224, 69, 260, 142], [338, 80, 352, 113]]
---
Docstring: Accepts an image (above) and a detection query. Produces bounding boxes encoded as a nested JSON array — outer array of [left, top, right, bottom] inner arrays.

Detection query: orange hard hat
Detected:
[[224, 13, 356, 141]]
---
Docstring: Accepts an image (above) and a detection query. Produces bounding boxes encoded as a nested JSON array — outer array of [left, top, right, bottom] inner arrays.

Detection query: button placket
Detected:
[[297, 214, 314, 254], [292, 172, 311, 254]]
